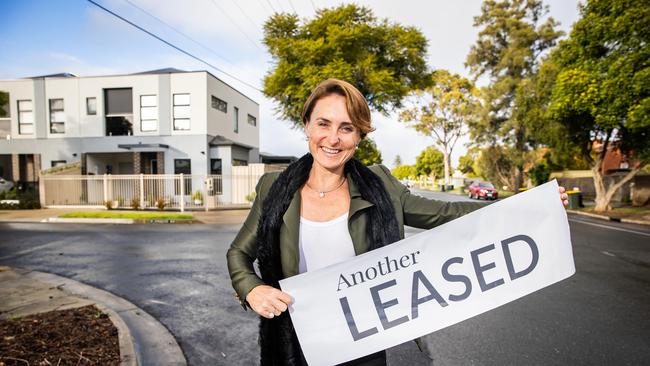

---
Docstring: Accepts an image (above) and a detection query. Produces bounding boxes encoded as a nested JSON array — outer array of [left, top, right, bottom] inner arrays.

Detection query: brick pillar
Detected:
[[156, 152, 164, 174], [25, 155, 34, 181], [33, 154, 41, 181], [133, 152, 142, 174], [11, 154, 19, 182], [81, 153, 87, 175]]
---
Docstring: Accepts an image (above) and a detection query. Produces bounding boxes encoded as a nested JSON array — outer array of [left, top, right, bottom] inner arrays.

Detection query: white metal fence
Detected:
[[39, 164, 280, 211]]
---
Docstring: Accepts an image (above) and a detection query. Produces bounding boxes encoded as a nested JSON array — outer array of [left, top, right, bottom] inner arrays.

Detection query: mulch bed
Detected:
[[0, 305, 120, 365]]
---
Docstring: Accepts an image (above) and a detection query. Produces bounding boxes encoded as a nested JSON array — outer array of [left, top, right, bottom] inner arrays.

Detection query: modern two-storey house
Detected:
[[0, 68, 260, 187]]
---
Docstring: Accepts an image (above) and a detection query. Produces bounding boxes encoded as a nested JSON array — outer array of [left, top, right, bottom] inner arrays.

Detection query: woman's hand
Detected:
[[246, 285, 292, 319], [559, 186, 569, 207]]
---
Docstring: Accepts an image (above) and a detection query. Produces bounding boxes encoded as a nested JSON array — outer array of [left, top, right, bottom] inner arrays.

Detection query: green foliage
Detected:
[[0, 91, 9, 118], [354, 138, 382, 165], [528, 161, 552, 186], [458, 147, 479, 176], [245, 192, 256, 203], [393, 155, 402, 168], [262, 4, 430, 126], [475, 146, 517, 190], [399, 70, 480, 182], [130, 197, 140, 210], [391, 165, 416, 180], [542, 0, 650, 166], [0, 187, 40, 209], [466, 0, 563, 189], [192, 190, 203, 201], [415, 146, 444, 178]]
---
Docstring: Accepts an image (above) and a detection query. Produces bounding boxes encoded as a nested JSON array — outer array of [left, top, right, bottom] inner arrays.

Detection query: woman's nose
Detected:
[[326, 129, 340, 145]]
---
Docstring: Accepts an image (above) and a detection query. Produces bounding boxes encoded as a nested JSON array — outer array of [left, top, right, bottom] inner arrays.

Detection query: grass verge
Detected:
[[575, 205, 650, 221], [60, 211, 194, 220]]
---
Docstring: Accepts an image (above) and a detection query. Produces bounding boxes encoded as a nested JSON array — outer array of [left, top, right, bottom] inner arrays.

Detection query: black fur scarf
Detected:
[[256, 153, 401, 366]]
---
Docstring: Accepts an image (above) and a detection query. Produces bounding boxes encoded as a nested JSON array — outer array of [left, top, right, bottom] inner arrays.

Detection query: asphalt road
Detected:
[[1, 190, 648, 365]]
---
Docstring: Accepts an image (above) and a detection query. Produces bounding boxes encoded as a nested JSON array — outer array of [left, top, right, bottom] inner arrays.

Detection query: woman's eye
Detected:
[[342, 126, 354, 133]]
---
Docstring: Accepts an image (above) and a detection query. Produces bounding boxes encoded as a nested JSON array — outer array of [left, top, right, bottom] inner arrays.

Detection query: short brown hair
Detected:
[[301, 79, 375, 138]]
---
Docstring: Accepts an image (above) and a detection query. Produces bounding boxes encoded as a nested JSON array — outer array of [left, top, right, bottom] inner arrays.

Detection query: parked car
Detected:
[[0, 177, 14, 193], [468, 181, 499, 200]]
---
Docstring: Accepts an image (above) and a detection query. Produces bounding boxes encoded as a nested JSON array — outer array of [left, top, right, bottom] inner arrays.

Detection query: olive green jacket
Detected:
[[226, 165, 484, 308]]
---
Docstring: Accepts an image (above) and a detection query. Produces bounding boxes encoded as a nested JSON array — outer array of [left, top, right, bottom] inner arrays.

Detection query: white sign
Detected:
[[279, 180, 575, 366]]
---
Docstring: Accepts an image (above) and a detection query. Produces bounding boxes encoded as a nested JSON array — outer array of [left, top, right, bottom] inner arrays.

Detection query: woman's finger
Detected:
[[276, 290, 293, 305]]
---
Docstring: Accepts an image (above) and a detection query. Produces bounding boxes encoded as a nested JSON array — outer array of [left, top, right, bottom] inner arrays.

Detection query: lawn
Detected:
[[60, 211, 194, 220]]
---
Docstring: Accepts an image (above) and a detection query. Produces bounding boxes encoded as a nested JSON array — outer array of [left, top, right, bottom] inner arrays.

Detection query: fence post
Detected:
[[103, 174, 108, 205], [139, 174, 145, 210], [180, 173, 185, 212], [203, 175, 209, 212]]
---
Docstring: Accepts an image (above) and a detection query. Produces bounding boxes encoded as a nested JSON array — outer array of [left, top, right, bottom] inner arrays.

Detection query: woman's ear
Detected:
[[304, 121, 311, 141]]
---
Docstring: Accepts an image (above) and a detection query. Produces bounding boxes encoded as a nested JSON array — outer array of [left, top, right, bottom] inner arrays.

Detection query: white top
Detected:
[[298, 213, 355, 274]]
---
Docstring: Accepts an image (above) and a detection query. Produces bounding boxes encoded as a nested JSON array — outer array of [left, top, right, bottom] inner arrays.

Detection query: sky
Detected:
[[0, 0, 581, 168]]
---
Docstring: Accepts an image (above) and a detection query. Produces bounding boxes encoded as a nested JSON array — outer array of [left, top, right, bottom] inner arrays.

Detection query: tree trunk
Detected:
[[513, 165, 524, 192], [593, 164, 643, 212], [443, 150, 450, 185]]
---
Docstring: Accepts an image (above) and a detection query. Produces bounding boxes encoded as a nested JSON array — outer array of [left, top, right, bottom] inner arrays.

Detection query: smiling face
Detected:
[[305, 94, 361, 174]]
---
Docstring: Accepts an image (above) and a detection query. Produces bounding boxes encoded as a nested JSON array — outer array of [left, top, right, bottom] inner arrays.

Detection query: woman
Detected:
[[227, 79, 569, 366]]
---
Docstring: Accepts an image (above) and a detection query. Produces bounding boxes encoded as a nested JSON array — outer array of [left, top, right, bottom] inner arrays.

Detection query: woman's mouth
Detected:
[[321, 146, 341, 155]]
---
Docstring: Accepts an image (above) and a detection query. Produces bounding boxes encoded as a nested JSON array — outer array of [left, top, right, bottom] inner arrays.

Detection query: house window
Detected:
[[140, 95, 157, 132], [232, 159, 248, 166], [210, 159, 222, 175], [211, 95, 227, 113], [173, 93, 190, 130], [0, 91, 9, 139], [86, 97, 97, 115], [51, 160, 67, 167], [174, 159, 191, 194], [104, 88, 133, 136], [49, 99, 65, 134], [18, 100, 34, 135], [233, 106, 239, 133], [247, 114, 256, 126]]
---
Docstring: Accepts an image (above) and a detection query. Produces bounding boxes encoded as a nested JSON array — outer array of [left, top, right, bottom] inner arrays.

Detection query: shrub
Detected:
[[155, 198, 166, 210], [245, 191, 256, 203], [130, 198, 140, 210], [192, 190, 203, 201], [104, 200, 113, 210]]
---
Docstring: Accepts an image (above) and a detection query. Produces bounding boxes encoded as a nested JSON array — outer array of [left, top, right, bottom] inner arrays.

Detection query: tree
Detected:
[[466, 0, 563, 190], [474, 146, 517, 190], [263, 4, 429, 127], [540, 0, 649, 211], [415, 146, 444, 180], [353, 138, 382, 165], [391, 165, 416, 180], [0, 91, 8, 117], [393, 155, 403, 168], [458, 147, 479, 176], [399, 70, 480, 185]]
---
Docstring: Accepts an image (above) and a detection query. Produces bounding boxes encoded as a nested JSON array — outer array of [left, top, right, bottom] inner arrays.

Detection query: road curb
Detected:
[[620, 218, 650, 226], [566, 209, 611, 221], [46, 217, 135, 224], [18, 268, 187, 366], [567, 209, 650, 226], [93, 302, 137, 366], [43, 217, 200, 225]]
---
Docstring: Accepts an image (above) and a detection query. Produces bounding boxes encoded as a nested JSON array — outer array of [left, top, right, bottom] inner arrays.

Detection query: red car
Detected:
[[468, 182, 499, 200]]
